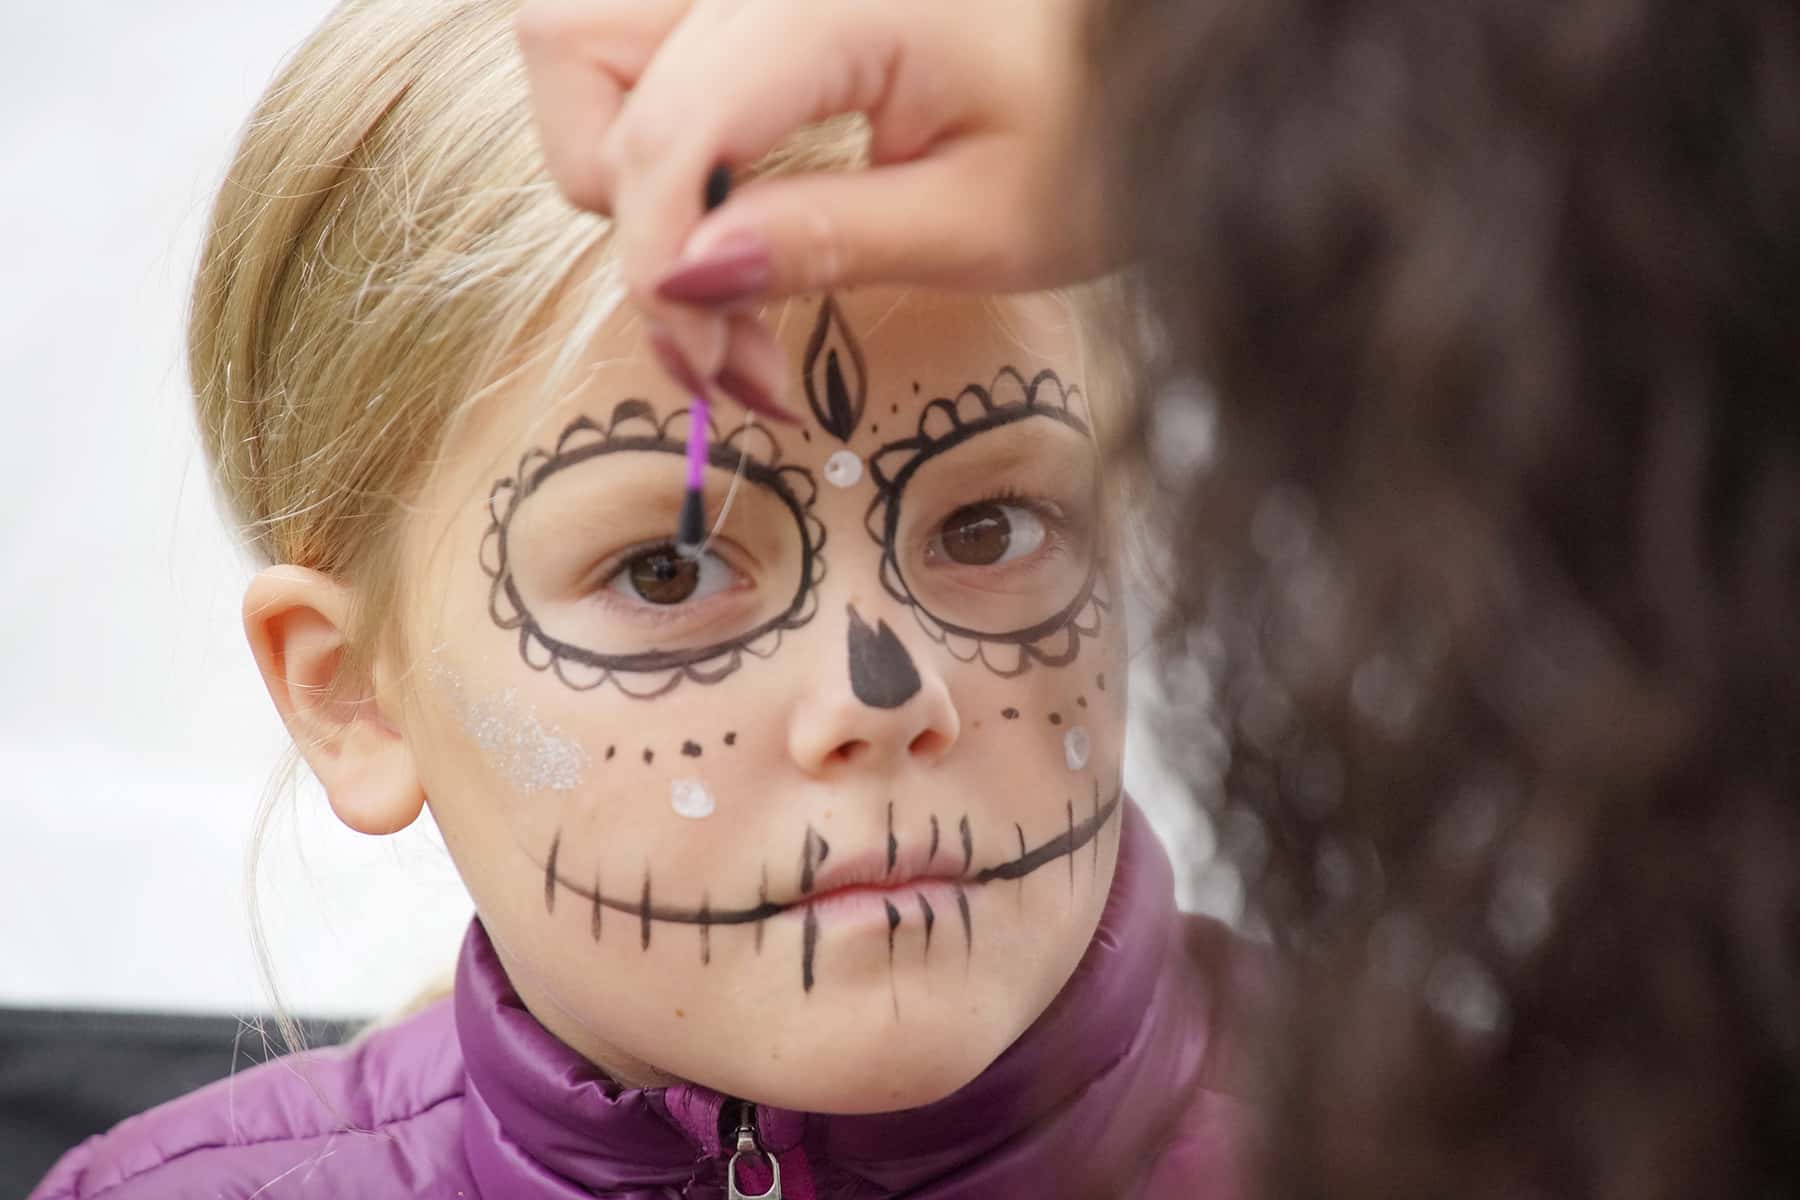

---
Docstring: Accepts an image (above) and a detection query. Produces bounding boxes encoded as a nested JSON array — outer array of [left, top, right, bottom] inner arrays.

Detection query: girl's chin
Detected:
[[720, 1031, 1006, 1114], [624, 981, 1036, 1113]]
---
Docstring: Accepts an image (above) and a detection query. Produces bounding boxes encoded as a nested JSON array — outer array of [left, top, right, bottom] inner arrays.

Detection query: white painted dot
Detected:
[[670, 779, 714, 819], [1063, 727, 1091, 771], [823, 449, 863, 488]]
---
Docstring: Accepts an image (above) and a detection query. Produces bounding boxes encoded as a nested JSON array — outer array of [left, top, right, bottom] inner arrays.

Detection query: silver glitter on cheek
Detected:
[[467, 688, 589, 792], [431, 663, 588, 793]]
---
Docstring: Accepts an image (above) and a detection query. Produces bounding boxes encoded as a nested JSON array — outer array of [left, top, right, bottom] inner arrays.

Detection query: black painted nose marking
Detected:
[[846, 604, 922, 709]]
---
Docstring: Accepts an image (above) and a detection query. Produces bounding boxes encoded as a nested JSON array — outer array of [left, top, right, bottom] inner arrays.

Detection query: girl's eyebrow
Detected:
[[508, 449, 757, 535], [538, 404, 788, 474], [981, 426, 1085, 471], [531, 403, 785, 476], [910, 418, 1095, 479]]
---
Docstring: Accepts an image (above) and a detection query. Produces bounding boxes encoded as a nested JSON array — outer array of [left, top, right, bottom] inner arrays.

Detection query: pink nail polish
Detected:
[[717, 365, 798, 424], [647, 327, 712, 397], [655, 233, 773, 306]]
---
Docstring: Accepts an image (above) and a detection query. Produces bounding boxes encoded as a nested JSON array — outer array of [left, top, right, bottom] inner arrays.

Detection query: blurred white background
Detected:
[[0, 2, 1218, 1019]]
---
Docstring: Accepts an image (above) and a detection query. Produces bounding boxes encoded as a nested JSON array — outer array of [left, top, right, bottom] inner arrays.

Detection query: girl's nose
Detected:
[[788, 604, 960, 774]]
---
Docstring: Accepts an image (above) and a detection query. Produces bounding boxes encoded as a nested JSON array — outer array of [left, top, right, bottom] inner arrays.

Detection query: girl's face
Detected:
[[394, 288, 1126, 1113]]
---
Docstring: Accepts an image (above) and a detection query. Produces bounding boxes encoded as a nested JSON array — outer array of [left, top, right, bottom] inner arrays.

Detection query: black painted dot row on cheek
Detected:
[[601, 732, 739, 766], [997, 673, 1108, 726]]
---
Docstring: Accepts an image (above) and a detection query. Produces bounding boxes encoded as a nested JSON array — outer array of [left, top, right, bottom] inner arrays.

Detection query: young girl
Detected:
[[31, 2, 1246, 1196]]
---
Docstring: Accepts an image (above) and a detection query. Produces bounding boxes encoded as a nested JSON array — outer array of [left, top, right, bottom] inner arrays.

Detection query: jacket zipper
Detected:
[[725, 1099, 782, 1200]]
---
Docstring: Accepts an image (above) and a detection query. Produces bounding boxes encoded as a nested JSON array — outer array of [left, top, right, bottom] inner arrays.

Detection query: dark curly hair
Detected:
[[1090, 1, 1800, 1196]]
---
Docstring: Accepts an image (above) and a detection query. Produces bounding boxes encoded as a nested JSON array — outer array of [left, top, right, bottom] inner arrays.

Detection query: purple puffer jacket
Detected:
[[32, 801, 1250, 1198]]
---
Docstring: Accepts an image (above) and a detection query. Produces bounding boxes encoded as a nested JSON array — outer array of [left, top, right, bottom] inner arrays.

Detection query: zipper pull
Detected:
[[726, 1100, 783, 1200]]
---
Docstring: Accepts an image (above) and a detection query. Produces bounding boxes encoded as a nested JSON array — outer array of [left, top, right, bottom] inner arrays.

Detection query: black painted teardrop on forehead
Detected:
[[803, 295, 867, 443], [846, 604, 922, 709]]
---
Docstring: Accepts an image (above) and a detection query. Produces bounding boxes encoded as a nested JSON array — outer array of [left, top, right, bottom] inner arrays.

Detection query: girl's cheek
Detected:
[[428, 659, 592, 797], [974, 664, 1124, 768]]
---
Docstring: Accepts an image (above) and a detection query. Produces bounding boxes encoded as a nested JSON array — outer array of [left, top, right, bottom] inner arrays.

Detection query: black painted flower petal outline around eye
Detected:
[[864, 367, 1109, 676], [482, 402, 827, 698]]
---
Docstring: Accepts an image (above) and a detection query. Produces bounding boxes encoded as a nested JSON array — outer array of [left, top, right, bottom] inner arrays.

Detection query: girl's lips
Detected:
[[806, 840, 965, 901], [779, 839, 968, 923], [790, 876, 964, 924]]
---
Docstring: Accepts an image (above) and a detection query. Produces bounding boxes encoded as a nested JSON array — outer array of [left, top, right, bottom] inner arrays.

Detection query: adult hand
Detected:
[[515, 0, 1107, 419]]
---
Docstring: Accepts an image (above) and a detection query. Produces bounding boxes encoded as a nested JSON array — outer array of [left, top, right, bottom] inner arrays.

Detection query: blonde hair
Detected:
[[191, 0, 1128, 1055]]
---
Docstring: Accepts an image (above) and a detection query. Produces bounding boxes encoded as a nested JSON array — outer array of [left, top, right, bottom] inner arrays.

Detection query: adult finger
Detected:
[[514, 0, 695, 213], [714, 310, 796, 424], [654, 143, 1106, 305], [600, 1, 923, 318]]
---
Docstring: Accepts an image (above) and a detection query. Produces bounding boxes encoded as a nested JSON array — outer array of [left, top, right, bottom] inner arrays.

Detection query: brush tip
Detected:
[[677, 488, 707, 556], [703, 163, 732, 212]]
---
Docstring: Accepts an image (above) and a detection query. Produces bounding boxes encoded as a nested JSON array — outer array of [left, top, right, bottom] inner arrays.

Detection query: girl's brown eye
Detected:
[[933, 500, 1047, 567], [941, 501, 1012, 565], [606, 543, 736, 607], [624, 547, 699, 604]]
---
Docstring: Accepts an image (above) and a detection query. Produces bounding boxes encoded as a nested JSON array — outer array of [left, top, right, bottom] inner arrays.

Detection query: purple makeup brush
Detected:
[[675, 163, 734, 559]]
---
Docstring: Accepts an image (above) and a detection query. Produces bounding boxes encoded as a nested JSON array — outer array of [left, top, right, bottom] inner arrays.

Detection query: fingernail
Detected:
[[648, 326, 712, 397], [655, 232, 773, 306], [717, 364, 798, 424]]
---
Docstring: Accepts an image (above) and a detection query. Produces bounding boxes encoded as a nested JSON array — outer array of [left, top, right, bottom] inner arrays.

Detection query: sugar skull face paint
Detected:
[[482, 401, 826, 698], [865, 367, 1112, 678], [823, 449, 864, 488], [392, 288, 1129, 1114], [803, 295, 867, 443], [1064, 726, 1092, 771], [670, 778, 714, 819], [845, 604, 922, 709]]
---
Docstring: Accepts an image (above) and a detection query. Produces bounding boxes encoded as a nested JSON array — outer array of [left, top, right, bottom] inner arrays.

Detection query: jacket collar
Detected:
[[456, 799, 1197, 1196]]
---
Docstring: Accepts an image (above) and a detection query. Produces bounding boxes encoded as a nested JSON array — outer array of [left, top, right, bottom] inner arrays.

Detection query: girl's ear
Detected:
[[242, 565, 425, 836]]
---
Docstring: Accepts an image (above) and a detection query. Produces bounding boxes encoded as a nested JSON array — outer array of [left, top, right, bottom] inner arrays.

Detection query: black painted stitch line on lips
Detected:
[[534, 790, 1121, 928], [756, 866, 768, 953], [1014, 824, 1027, 904], [955, 885, 973, 959], [544, 831, 561, 914], [886, 801, 897, 874], [640, 873, 653, 950], [802, 904, 819, 992], [885, 901, 903, 1020], [968, 784, 1121, 886], [1066, 801, 1076, 898], [527, 785, 1124, 984], [801, 825, 828, 895], [1092, 782, 1103, 884]]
